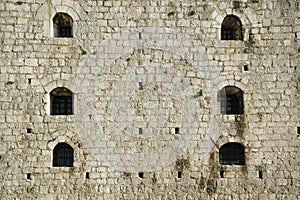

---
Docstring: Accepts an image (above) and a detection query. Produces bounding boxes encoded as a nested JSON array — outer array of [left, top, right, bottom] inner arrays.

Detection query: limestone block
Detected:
[[25, 58, 38, 66]]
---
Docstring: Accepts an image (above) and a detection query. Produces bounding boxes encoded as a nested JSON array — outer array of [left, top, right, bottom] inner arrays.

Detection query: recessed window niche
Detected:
[[177, 171, 182, 178], [138, 128, 143, 134], [138, 172, 144, 178]]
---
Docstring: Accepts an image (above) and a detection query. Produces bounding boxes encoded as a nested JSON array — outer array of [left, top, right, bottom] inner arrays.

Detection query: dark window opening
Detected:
[[175, 127, 180, 134], [226, 94, 239, 114], [219, 142, 245, 165], [139, 128, 143, 134], [221, 15, 243, 40], [50, 87, 73, 115], [244, 65, 249, 71], [28, 79, 31, 84], [177, 171, 182, 178], [53, 143, 74, 167], [53, 13, 73, 38], [86, 172, 90, 179], [258, 170, 263, 179], [27, 128, 32, 133], [27, 173, 31, 180], [297, 127, 300, 136], [220, 86, 244, 115], [138, 81, 143, 90], [220, 170, 224, 178], [138, 172, 144, 178], [233, 1, 240, 9]]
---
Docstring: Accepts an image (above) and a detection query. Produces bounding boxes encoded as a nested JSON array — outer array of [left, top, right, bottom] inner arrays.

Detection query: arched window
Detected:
[[221, 15, 243, 40], [53, 13, 73, 37], [219, 86, 244, 115], [219, 143, 245, 165], [53, 143, 74, 167], [50, 87, 73, 115]]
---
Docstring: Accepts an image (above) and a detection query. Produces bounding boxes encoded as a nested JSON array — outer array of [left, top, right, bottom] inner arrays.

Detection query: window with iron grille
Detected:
[[50, 87, 73, 115], [53, 143, 74, 167], [221, 28, 236, 40], [58, 26, 72, 38], [226, 94, 240, 114], [52, 96, 72, 115], [221, 15, 243, 40], [220, 86, 244, 115], [219, 143, 245, 165], [53, 13, 73, 38]]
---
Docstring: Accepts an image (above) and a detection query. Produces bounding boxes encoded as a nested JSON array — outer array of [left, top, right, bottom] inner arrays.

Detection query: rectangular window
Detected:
[[175, 127, 180, 134], [177, 171, 182, 178], [52, 96, 73, 115], [139, 128, 143, 134], [138, 172, 144, 178]]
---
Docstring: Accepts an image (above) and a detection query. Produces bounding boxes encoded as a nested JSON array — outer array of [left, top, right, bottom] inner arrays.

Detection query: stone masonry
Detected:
[[0, 0, 299, 199]]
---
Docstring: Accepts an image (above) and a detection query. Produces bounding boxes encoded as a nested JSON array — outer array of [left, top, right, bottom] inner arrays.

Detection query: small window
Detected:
[[258, 170, 263, 179], [138, 128, 143, 134], [220, 86, 244, 115], [53, 143, 74, 167], [221, 15, 243, 40], [50, 87, 73, 115], [177, 171, 182, 178], [86, 172, 90, 179], [53, 13, 73, 37], [219, 143, 245, 165], [138, 172, 144, 178], [138, 81, 143, 90], [26, 173, 31, 180]]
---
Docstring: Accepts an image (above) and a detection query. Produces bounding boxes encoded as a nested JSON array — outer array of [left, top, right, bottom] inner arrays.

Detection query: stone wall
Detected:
[[0, 0, 299, 199]]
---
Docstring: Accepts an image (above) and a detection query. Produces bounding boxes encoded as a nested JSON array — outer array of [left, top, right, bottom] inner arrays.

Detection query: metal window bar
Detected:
[[52, 96, 73, 115], [226, 94, 239, 114], [221, 28, 235, 40], [57, 148, 73, 166], [53, 143, 74, 167], [219, 143, 245, 165], [59, 26, 72, 37]]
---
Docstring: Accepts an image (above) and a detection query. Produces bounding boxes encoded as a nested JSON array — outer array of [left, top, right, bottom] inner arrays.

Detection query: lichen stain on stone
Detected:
[[197, 177, 206, 191], [206, 179, 217, 195], [175, 157, 190, 171]]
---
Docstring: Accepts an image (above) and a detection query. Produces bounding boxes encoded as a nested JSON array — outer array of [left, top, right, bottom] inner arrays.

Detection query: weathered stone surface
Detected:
[[0, 0, 299, 199]]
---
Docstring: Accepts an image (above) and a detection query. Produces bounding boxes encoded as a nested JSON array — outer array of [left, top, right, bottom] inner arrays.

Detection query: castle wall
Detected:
[[0, 0, 299, 199]]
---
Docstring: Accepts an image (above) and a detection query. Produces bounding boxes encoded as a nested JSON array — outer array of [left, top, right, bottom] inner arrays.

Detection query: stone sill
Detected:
[[217, 40, 246, 48], [44, 115, 75, 123], [42, 37, 76, 46], [222, 114, 244, 122]]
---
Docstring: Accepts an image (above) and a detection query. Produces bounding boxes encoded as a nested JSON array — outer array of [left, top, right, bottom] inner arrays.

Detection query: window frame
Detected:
[[221, 15, 243, 41], [50, 87, 74, 115], [219, 142, 245, 165], [220, 86, 244, 115], [53, 12, 73, 38], [53, 143, 74, 167]]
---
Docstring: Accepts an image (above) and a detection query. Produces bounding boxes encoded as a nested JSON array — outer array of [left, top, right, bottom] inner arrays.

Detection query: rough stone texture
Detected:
[[0, 0, 299, 199]]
